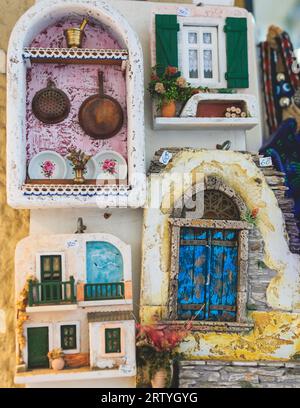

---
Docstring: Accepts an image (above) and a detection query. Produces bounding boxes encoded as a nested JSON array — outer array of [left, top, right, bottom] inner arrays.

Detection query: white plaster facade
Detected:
[[15, 232, 136, 385]]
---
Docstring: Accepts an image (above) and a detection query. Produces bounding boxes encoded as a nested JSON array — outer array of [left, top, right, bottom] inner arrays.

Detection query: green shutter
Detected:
[[61, 325, 77, 350], [105, 328, 121, 354], [224, 17, 249, 88], [155, 14, 179, 76]]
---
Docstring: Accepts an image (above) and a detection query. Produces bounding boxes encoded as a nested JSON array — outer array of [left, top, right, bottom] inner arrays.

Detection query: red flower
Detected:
[[251, 208, 259, 218], [101, 159, 117, 175], [136, 322, 193, 353], [165, 66, 178, 76]]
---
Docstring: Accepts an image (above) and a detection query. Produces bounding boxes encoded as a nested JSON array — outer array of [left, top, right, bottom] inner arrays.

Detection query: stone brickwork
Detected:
[[247, 228, 277, 311], [179, 360, 300, 388]]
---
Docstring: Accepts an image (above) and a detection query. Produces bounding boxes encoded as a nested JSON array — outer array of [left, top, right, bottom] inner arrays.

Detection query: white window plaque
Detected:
[[159, 151, 173, 166], [66, 239, 80, 249], [177, 7, 191, 17], [119, 364, 133, 374], [259, 157, 273, 168]]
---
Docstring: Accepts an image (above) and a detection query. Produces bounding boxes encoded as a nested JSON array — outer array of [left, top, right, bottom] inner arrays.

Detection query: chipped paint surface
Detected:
[[181, 312, 300, 361], [141, 150, 300, 360]]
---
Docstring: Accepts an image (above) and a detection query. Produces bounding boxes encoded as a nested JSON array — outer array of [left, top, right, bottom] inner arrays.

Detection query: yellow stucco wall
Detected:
[[0, 0, 248, 388], [0, 0, 33, 389]]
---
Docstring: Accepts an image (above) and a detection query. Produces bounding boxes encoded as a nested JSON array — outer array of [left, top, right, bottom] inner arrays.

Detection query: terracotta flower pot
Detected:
[[151, 368, 169, 388], [51, 357, 65, 371], [161, 100, 176, 118]]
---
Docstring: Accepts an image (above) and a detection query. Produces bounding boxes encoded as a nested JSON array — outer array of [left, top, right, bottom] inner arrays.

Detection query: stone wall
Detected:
[[179, 360, 300, 388], [247, 228, 277, 311]]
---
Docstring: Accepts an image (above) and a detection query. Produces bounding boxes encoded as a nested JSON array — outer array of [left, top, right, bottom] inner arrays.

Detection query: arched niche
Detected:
[[7, 0, 146, 209], [86, 241, 124, 284]]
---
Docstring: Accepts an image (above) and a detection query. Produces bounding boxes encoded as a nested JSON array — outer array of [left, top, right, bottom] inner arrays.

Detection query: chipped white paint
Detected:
[[0, 309, 6, 334], [7, 0, 146, 209]]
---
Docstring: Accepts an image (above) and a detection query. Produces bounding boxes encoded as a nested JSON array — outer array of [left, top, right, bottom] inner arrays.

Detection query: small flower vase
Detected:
[[151, 368, 169, 388], [161, 99, 176, 118], [51, 358, 65, 371], [74, 168, 85, 184]]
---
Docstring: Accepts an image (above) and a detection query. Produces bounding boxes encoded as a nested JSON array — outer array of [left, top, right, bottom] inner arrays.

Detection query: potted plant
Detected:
[[48, 348, 65, 371], [148, 66, 194, 117], [136, 321, 193, 388]]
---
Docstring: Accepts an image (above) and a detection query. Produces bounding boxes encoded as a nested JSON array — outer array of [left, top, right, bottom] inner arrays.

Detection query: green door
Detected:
[[27, 327, 49, 369]]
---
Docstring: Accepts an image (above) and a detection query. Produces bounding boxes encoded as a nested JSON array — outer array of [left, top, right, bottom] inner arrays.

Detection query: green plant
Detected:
[[242, 208, 260, 226], [148, 66, 195, 110]]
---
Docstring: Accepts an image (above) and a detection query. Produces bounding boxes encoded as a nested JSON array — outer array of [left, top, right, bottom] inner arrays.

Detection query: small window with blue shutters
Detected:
[[170, 188, 249, 324], [177, 227, 239, 322]]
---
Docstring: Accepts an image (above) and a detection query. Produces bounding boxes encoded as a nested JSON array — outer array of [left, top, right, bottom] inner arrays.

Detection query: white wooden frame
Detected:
[[56, 321, 80, 355], [99, 324, 126, 358], [7, 0, 146, 209], [178, 17, 227, 89], [36, 252, 66, 282]]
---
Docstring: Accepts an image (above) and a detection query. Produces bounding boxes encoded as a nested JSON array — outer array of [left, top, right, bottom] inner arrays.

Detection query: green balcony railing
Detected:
[[84, 282, 125, 301], [28, 277, 76, 307]]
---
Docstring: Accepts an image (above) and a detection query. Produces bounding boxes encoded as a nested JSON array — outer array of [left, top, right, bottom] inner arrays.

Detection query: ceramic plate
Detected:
[[93, 151, 128, 180], [28, 151, 67, 180], [65, 156, 96, 180]]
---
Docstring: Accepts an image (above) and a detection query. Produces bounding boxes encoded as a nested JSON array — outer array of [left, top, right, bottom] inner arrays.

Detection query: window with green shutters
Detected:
[[105, 328, 121, 354], [224, 17, 249, 88], [155, 14, 180, 76], [41, 255, 62, 282], [61, 325, 77, 350]]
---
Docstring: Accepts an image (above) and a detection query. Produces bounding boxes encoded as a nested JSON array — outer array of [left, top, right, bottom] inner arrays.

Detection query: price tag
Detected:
[[66, 239, 79, 249], [259, 157, 273, 167], [177, 7, 190, 17], [159, 150, 173, 166], [119, 364, 134, 374]]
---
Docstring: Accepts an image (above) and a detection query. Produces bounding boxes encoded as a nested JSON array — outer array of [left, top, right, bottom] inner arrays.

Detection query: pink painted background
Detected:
[[26, 19, 128, 166]]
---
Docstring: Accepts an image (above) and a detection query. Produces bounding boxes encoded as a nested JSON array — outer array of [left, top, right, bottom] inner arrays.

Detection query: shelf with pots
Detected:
[[149, 67, 259, 131], [23, 148, 129, 198]]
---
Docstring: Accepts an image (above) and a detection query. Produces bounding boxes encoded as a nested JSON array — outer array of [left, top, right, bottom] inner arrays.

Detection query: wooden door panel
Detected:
[[27, 327, 49, 369], [177, 227, 239, 322]]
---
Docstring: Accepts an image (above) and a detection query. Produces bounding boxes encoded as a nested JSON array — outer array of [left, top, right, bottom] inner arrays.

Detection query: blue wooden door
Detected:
[[86, 241, 123, 284], [177, 228, 238, 322]]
